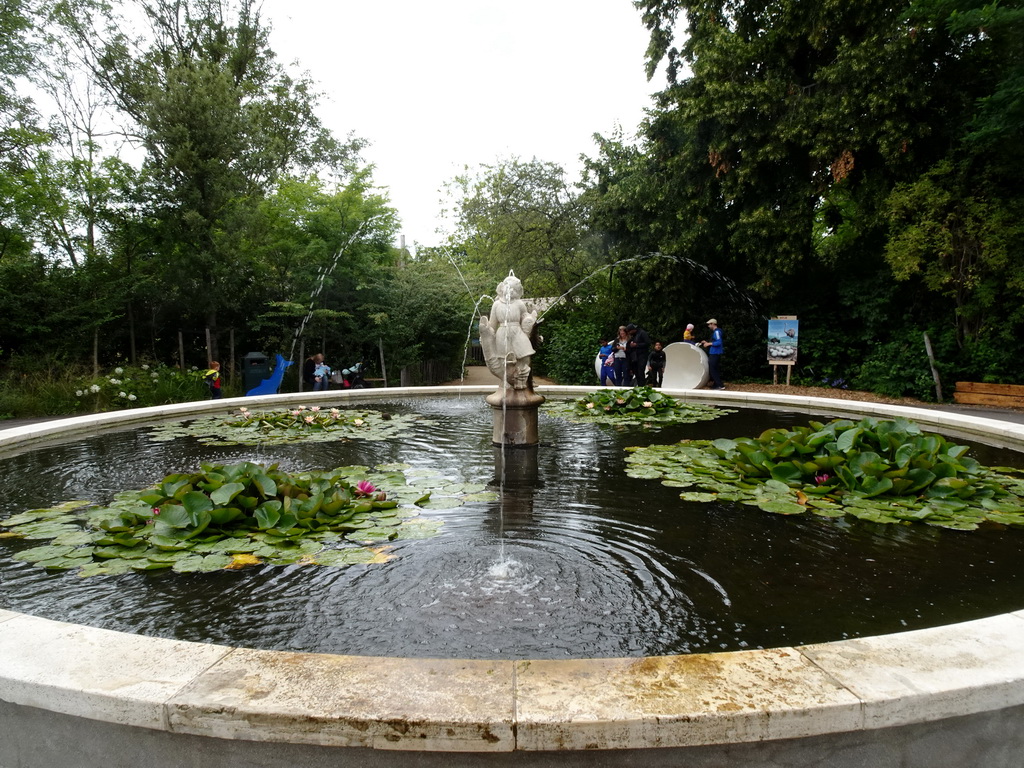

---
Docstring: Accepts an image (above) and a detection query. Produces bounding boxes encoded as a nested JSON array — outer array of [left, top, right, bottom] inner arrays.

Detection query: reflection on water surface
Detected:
[[2, 398, 1024, 659]]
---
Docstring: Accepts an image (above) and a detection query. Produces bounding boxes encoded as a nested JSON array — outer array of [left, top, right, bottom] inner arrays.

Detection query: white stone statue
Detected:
[[480, 272, 538, 390]]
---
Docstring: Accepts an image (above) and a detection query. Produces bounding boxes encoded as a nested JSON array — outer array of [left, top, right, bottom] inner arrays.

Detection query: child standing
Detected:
[[598, 338, 616, 386], [204, 361, 222, 399], [683, 324, 696, 344], [646, 342, 666, 387]]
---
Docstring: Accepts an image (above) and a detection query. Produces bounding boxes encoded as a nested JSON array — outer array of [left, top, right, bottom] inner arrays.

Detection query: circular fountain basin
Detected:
[[3, 387, 1024, 767]]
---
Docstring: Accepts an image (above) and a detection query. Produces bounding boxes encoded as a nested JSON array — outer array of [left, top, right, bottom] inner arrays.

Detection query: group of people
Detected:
[[201, 352, 365, 400], [598, 324, 666, 387], [597, 317, 725, 390], [303, 352, 366, 390]]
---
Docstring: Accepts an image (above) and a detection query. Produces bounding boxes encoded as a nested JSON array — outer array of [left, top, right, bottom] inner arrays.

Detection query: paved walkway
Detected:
[[439, 365, 556, 388], [896, 402, 1024, 425]]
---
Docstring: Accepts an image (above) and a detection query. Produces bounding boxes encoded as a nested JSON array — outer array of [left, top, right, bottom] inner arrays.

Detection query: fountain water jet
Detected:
[[287, 216, 379, 364], [538, 251, 768, 324]]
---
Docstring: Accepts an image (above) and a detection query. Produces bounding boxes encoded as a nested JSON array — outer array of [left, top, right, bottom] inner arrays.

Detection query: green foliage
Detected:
[[584, 0, 1024, 389], [851, 329, 938, 401], [362, 253, 479, 375], [72, 362, 210, 410], [884, 158, 1024, 346], [545, 387, 733, 427], [626, 416, 1024, 530], [444, 157, 603, 298], [0, 461, 467, 575], [0, 360, 209, 417], [532, 315, 603, 385]]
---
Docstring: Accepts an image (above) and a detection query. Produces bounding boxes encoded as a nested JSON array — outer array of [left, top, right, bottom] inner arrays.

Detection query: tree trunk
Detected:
[[128, 303, 137, 363], [206, 310, 219, 361]]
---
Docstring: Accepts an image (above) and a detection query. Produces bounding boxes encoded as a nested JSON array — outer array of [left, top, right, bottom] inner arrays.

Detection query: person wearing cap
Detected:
[[683, 323, 696, 344], [701, 318, 725, 389]]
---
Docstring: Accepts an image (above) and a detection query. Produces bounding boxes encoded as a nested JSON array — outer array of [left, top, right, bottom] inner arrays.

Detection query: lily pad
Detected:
[[0, 512, 47, 527], [12, 544, 77, 563], [0, 459, 458, 576], [679, 491, 719, 502], [756, 500, 807, 515], [393, 520, 444, 540], [417, 497, 464, 510], [346, 527, 398, 542], [78, 559, 137, 577], [461, 491, 500, 503]]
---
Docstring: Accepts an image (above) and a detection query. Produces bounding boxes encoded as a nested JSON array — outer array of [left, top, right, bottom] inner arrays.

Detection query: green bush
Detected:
[[851, 330, 937, 400], [0, 360, 213, 418], [533, 317, 603, 385], [72, 362, 214, 410]]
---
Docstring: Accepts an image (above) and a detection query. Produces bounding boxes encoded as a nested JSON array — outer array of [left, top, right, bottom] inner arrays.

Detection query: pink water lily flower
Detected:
[[355, 480, 376, 496], [643, 401, 653, 408], [304, 415, 315, 424], [815, 473, 831, 485]]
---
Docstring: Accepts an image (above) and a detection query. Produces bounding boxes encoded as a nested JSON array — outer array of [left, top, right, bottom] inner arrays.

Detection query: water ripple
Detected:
[[3, 399, 1024, 658]]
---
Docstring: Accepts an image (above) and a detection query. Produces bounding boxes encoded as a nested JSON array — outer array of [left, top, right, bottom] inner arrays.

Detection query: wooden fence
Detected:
[[953, 382, 1024, 408]]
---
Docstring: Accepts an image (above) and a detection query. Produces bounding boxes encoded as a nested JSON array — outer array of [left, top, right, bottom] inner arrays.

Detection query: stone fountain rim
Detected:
[[2, 385, 1024, 754]]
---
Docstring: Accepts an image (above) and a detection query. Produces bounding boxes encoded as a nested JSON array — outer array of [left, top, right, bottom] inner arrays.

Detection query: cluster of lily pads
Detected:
[[544, 386, 733, 426], [625, 416, 1024, 530], [149, 405, 431, 445], [0, 461, 497, 576]]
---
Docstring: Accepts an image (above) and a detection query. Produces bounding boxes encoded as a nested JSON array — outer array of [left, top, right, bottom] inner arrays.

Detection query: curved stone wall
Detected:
[[2, 387, 1024, 767]]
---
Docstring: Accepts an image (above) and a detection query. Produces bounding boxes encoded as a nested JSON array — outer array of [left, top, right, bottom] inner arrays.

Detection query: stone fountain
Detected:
[[478, 272, 545, 447]]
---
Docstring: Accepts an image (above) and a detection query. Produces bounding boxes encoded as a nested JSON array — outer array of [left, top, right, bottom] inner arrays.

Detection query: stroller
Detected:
[[338, 361, 367, 389]]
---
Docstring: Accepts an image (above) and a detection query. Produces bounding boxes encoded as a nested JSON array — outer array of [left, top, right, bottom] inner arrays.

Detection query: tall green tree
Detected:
[[0, 0, 48, 267], [59, 0, 365, 357], [631, 0, 951, 292], [581, 0, 1024, 389], [245, 172, 398, 358], [444, 157, 601, 299]]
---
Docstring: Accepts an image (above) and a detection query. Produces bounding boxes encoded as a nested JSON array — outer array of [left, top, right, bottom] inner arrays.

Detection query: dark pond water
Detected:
[[2, 397, 1024, 660]]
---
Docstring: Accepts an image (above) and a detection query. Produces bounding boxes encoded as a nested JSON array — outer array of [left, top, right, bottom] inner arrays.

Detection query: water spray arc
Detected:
[[537, 251, 767, 324], [287, 216, 380, 364]]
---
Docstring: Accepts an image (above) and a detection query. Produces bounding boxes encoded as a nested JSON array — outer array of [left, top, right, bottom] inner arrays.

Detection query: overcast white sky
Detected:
[[260, 0, 660, 249]]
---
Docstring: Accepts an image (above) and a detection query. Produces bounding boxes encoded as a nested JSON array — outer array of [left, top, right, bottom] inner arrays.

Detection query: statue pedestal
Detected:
[[486, 388, 545, 447]]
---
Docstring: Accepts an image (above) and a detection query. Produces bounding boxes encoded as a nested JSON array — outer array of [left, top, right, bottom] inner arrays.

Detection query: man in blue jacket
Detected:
[[701, 318, 725, 389]]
